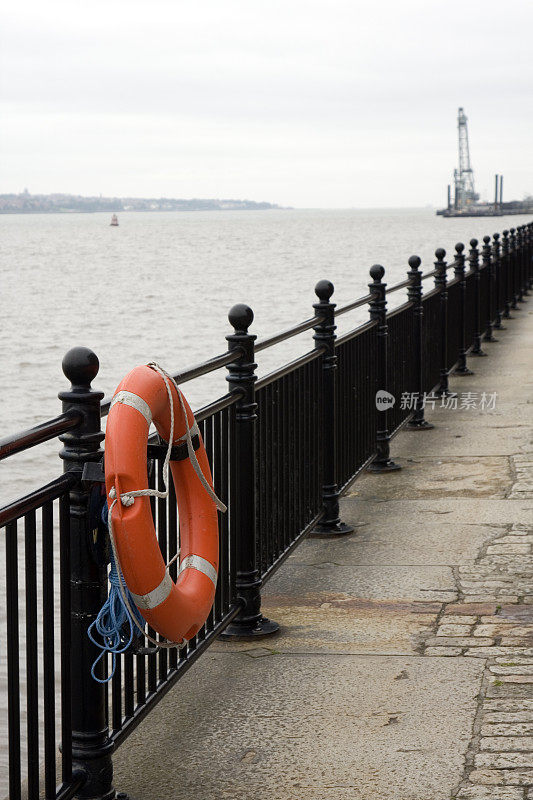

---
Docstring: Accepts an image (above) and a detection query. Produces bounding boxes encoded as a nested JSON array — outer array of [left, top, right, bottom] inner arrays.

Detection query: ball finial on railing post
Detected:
[[369, 264, 385, 283], [228, 303, 254, 334], [315, 279, 334, 302], [62, 346, 100, 390]]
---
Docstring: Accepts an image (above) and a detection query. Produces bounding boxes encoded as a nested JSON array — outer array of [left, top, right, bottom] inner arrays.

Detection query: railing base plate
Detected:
[[367, 460, 401, 473], [406, 420, 434, 431], [219, 616, 280, 640], [309, 521, 354, 538]]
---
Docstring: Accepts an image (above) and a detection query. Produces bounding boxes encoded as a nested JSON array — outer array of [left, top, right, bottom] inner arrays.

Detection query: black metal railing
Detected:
[[1, 221, 532, 800]]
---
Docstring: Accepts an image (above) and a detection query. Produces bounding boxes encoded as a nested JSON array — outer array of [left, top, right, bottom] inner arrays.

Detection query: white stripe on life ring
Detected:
[[110, 390, 152, 426], [179, 554, 217, 588], [130, 571, 173, 610]]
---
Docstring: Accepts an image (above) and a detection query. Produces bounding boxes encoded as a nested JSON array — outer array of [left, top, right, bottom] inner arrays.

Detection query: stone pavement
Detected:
[[114, 305, 533, 800]]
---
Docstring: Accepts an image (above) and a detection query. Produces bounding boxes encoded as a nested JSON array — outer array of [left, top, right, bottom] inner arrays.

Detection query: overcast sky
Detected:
[[1, 0, 532, 207]]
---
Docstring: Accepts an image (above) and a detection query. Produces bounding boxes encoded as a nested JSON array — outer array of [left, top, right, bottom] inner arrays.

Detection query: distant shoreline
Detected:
[[0, 192, 286, 214], [0, 208, 290, 215]]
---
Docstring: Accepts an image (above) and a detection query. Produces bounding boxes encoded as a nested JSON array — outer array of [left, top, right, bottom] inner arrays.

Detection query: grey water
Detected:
[[1, 207, 531, 791]]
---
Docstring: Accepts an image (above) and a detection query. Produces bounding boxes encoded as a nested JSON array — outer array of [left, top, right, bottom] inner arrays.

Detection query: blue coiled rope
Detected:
[[88, 501, 145, 683]]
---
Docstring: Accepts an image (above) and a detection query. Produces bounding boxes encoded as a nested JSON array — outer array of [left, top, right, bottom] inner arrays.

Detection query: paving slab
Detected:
[[347, 456, 512, 499], [343, 498, 533, 527], [212, 596, 440, 656], [266, 563, 456, 601], [287, 518, 498, 566], [113, 653, 482, 800]]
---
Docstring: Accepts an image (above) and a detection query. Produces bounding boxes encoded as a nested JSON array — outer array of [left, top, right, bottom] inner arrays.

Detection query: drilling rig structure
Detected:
[[454, 107, 479, 208]]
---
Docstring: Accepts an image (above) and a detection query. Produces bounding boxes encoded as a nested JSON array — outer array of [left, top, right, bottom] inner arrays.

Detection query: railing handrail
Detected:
[[255, 346, 326, 391], [0, 473, 76, 527], [334, 293, 375, 316], [255, 315, 322, 352], [0, 409, 82, 463], [335, 317, 379, 348], [386, 278, 411, 295]]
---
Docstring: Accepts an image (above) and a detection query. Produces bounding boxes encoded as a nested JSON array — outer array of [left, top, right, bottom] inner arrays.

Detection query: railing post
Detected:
[[517, 226, 525, 303], [528, 223, 533, 290], [434, 248, 451, 393], [453, 242, 474, 376], [367, 265, 401, 472], [510, 228, 520, 310], [406, 255, 434, 430], [522, 225, 530, 295], [501, 230, 514, 320], [518, 226, 529, 298], [492, 233, 505, 330], [310, 280, 354, 536], [58, 347, 114, 800], [221, 304, 279, 638], [469, 238, 486, 356], [482, 235, 498, 342]]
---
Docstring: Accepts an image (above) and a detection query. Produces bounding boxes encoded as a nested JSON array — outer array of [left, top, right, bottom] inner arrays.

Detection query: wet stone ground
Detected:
[[113, 308, 533, 800]]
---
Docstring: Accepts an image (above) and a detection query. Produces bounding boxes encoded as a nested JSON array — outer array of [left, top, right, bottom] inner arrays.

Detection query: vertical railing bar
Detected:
[[269, 383, 276, 565], [111, 654, 122, 733], [510, 227, 517, 311], [282, 375, 289, 550], [147, 459, 158, 695], [24, 509, 40, 799], [136, 642, 146, 707], [229, 404, 237, 602], [42, 501, 56, 800], [220, 407, 230, 612], [59, 492, 73, 782], [6, 519, 22, 800], [213, 411, 223, 620], [288, 371, 296, 545], [275, 382, 282, 559], [124, 653, 134, 720], [262, 384, 276, 564], [167, 471, 178, 670], [157, 458, 169, 677], [298, 364, 304, 529]]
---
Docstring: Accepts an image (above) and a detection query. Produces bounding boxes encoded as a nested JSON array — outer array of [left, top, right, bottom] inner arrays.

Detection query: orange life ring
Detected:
[[104, 364, 219, 643]]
